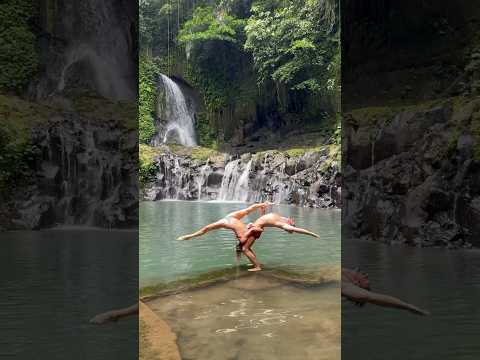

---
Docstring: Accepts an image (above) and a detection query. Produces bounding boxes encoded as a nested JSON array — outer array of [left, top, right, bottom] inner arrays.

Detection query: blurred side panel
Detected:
[[342, 1, 480, 359], [0, 0, 138, 358]]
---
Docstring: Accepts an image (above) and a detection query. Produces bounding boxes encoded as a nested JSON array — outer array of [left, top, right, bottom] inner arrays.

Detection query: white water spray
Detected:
[[219, 160, 253, 201], [196, 164, 212, 200], [159, 74, 197, 147]]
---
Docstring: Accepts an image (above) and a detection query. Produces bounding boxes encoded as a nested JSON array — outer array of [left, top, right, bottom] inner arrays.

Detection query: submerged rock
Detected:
[[140, 265, 341, 300]]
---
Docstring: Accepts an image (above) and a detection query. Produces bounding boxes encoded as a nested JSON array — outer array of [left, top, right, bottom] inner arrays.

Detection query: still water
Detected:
[[140, 201, 341, 286], [0, 229, 138, 359], [343, 238, 480, 360]]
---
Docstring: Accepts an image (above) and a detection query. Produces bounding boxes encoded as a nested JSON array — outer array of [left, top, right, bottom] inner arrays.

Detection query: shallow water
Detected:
[[0, 229, 138, 359], [342, 238, 480, 360], [149, 275, 340, 360], [141, 201, 341, 359], [140, 201, 341, 286]]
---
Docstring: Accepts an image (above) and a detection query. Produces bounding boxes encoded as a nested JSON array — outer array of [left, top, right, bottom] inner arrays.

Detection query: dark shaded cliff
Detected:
[[342, 0, 480, 109], [342, 0, 480, 248]]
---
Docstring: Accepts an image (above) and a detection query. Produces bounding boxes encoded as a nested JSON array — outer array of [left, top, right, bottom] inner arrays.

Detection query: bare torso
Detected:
[[252, 213, 283, 228], [222, 216, 248, 242]]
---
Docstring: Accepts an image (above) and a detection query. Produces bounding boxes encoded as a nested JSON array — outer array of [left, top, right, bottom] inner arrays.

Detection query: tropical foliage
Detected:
[[245, 0, 339, 92], [178, 6, 245, 44], [139, 0, 340, 146], [0, 0, 38, 92], [139, 56, 159, 144]]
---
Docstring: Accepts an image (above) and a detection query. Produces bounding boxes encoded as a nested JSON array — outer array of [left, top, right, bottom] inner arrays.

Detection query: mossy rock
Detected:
[[140, 265, 340, 300], [1, 92, 137, 194], [68, 90, 137, 130], [348, 97, 466, 128], [284, 146, 324, 158], [168, 144, 223, 162], [139, 144, 163, 184], [140, 267, 243, 299], [0, 94, 57, 192]]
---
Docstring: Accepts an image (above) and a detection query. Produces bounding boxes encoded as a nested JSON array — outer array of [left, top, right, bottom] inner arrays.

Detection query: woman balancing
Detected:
[[177, 202, 320, 272]]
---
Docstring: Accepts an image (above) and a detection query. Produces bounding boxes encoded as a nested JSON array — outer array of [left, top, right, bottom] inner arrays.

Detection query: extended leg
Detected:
[[177, 220, 227, 240], [226, 202, 273, 221]]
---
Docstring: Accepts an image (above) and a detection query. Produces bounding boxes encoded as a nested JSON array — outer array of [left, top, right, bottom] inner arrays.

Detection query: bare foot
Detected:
[[248, 263, 263, 267], [177, 235, 191, 241], [248, 267, 262, 272]]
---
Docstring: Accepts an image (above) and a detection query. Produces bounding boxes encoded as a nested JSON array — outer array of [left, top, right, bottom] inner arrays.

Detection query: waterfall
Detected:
[[196, 164, 212, 200], [29, 117, 133, 228], [57, 44, 133, 101], [144, 154, 195, 201], [158, 74, 197, 147], [219, 160, 253, 201], [143, 150, 340, 209], [36, 0, 136, 101]]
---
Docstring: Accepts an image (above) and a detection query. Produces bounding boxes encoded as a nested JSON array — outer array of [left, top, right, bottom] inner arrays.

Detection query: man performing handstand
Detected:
[[341, 268, 429, 315]]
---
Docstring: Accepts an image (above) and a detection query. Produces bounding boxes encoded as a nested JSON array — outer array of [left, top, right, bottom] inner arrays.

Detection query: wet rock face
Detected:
[[5, 116, 137, 230], [33, 0, 137, 101], [343, 99, 480, 248], [142, 149, 341, 209]]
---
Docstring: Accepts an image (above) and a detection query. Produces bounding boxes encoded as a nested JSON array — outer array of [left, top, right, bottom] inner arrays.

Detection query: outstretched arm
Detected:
[[177, 220, 227, 240], [342, 283, 429, 316], [280, 224, 320, 238], [90, 303, 139, 324], [228, 202, 273, 220]]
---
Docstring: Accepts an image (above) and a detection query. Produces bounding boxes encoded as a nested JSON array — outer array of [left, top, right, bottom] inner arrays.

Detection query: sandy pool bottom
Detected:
[[147, 275, 340, 360]]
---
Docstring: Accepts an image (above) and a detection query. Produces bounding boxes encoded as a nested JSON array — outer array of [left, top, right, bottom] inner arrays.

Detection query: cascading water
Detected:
[[157, 74, 197, 147], [219, 160, 253, 201], [144, 154, 196, 201], [16, 117, 137, 229], [143, 150, 341, 208], [57, 44, 133, 101], [56, 124, 121, 225], [35, 0, 136, 101], [196, 164, 212, 200]]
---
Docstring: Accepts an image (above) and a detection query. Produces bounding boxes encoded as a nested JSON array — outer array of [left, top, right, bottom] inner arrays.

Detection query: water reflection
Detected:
[[343, 238, 480, 360], [0, 229, 138, 359]]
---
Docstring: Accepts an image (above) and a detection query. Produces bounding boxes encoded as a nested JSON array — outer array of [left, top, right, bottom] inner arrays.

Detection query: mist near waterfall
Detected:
[[155, 74, 197, 147]]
